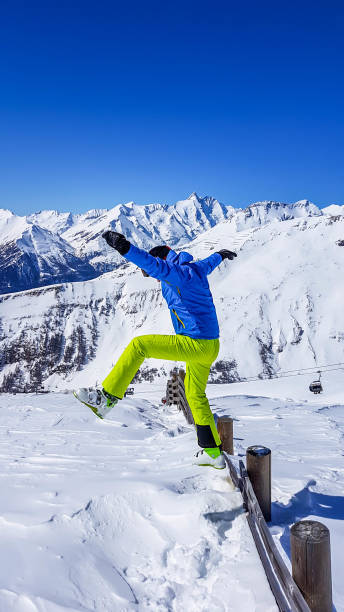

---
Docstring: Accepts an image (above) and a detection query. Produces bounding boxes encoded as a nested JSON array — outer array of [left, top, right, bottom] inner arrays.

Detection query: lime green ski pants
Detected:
[[102, 334, 221, 448]]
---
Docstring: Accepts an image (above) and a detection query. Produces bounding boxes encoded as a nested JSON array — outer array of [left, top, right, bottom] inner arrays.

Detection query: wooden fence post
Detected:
[[217, 417, 234, 454], [167, 380, 178, 406], [177, 369, 194, 425], [290, 520, 332, 612], [246, 446, 271, 522]]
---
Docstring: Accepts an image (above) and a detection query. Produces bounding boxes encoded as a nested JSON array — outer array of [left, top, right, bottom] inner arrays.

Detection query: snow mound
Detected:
[[0, 390, 277, 611]]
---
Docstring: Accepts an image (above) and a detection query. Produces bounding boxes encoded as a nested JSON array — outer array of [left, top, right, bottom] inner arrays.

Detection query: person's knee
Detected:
[[130, 336, 146, 356]]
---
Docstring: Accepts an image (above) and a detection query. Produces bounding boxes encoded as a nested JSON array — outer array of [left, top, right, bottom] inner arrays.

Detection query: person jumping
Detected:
[[74, 231, 237, 469]]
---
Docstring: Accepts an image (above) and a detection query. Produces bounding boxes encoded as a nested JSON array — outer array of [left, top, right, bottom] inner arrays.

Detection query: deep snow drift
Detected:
[[1, 372, 343, 611]]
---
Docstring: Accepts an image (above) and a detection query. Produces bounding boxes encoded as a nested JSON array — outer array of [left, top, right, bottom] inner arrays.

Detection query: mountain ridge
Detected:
[[1, 194, 343, 295]]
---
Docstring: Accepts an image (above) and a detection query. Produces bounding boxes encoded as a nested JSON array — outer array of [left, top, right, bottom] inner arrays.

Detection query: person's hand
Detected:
[[217, 249, 237, 261], [102, 231, 131, 255]]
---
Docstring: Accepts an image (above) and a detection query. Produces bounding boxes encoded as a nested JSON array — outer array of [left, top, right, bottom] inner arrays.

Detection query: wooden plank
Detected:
[[177, 378, 194, 425], [177, 384, 189, 419], [247, 513, 292, 612], [179, 394, 194, 425]]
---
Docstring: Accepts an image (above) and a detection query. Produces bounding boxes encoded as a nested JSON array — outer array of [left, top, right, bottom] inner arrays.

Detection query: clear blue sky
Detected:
[[1, 0, 343, 215]]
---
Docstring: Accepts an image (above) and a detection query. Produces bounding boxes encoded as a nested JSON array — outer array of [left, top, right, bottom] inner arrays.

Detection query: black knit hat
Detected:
[[149, 245, 171, 259]]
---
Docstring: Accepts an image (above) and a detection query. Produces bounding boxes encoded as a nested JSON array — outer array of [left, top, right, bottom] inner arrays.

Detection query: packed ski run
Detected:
[[1, 372, 344, 611]]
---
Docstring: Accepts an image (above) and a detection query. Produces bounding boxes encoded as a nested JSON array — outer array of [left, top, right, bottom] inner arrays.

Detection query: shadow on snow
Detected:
[[272, 479, 342, 611]]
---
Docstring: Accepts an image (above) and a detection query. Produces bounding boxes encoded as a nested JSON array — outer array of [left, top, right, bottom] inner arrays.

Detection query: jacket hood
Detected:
[[166, 249, 194, 265]]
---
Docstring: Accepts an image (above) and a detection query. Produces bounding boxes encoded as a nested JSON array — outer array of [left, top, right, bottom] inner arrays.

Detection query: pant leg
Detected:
[[102, 334, 202, 398], [184, 349, 221, 448], [102, 333, 221, 448]]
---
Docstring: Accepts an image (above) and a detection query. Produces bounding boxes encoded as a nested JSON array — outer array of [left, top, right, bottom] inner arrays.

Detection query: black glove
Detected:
[[102, 231, 131, 255], [217, 249, 237, 261]]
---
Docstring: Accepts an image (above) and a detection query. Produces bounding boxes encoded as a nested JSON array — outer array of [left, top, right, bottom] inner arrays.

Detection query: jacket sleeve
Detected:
[[192, 252, 222, 276], [123, 245, 188, 284]]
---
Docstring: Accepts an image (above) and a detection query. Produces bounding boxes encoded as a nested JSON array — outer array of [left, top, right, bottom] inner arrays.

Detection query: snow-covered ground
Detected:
[[1, 372, 343, 611]]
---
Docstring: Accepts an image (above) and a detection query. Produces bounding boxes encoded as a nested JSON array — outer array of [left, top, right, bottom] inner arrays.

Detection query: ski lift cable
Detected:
[[244, 361, 344, 378], [262, 361, 344, 375], [269, 366, 344, 380], [240, 363, 344, 384], [243, 368, 341, 383]]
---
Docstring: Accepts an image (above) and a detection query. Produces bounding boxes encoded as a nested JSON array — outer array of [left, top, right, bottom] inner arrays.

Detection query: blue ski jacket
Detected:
[[124, 245, 222, 339]]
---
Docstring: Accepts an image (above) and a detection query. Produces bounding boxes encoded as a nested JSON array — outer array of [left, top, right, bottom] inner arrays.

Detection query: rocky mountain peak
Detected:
[[0, 195, 327, 295]]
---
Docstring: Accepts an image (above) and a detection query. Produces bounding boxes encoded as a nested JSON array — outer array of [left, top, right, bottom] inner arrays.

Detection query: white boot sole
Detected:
[[195, 460, 226, 470], [73, 391, 105, 419]]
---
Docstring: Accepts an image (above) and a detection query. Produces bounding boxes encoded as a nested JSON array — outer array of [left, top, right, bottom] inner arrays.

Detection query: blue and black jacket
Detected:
[[124, 245, 222, 339]]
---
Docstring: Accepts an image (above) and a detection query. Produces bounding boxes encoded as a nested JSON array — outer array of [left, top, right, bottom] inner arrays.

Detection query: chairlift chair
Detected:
[[309, 371, 323, 394]]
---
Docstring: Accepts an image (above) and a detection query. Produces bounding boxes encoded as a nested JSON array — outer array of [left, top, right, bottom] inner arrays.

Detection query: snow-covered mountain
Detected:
[[32, 193, 235, 273], [228, 199, 322, 231], [1, 193, 333, 294], [0, 194, 233, 292], [28, 194, 231, 241], [321, 204, 344, 216], [27, 208, 78, 234], [1, 207, 343, 392], [0, 210, 97, 294]]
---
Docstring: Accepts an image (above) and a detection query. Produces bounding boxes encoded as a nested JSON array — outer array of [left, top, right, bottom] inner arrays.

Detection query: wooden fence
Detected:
[[164, 369, 331, 612], [227, 456, 311, 612], [165, 369, 194, 425]]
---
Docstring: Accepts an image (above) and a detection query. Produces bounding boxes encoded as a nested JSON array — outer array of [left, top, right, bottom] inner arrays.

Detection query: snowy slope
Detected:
[[1, 210, 344, 392], [0, 268, 169, 391], [0, 387, 277, 612], [1, 374, 344, 610]]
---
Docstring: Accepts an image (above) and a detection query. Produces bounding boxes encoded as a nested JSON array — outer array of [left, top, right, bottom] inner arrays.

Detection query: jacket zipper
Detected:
[[172, 309, 185, 328], [165, 282, 184, 327]]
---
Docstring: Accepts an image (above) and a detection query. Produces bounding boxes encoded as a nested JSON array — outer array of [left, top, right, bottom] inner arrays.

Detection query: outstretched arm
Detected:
[[193, 252, 222, 276], [125, 245, 188, 283], [102, 231, 186, 284], [193, 249, 237, 276]]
